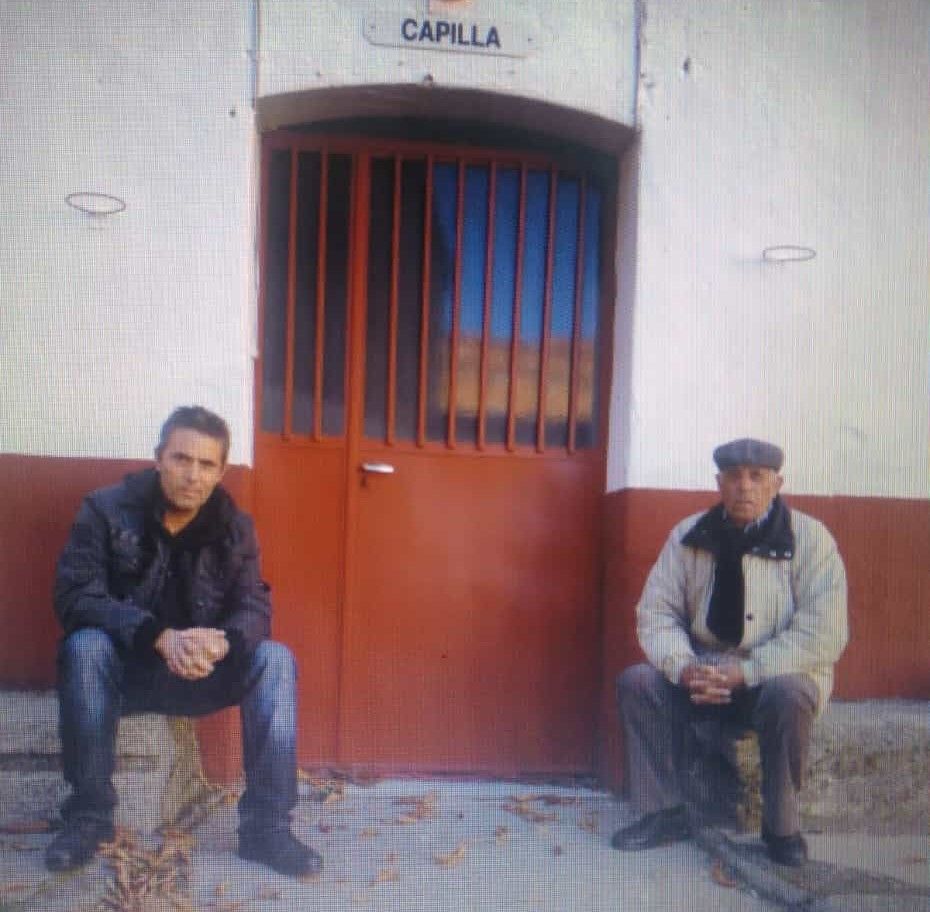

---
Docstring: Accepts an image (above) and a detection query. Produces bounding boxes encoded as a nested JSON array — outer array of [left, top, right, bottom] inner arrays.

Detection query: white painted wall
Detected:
[[0, 1, 258, 464], [259, 0, 637, 126], [4, 0, 925, 500], [608, 0, 930, 499]]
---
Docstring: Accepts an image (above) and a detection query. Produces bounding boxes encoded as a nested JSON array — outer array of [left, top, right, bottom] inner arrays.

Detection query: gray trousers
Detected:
[[616, 663, 818, 837]]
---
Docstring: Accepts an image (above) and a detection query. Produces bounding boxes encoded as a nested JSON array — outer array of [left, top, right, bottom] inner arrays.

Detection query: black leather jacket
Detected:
[[54, 469, 271, 658]]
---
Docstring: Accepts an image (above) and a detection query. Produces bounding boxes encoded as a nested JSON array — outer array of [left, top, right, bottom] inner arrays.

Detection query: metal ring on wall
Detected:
[[65, 192, 127, 216], [762, 245, 816, 263]]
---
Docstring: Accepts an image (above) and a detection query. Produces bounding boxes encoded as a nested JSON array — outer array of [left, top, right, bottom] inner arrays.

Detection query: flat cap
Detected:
[[713, 438, 783, 471]]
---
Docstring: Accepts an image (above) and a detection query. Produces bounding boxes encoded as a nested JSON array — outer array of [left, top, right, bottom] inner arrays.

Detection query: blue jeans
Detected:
[[57, 628, 298, 833]]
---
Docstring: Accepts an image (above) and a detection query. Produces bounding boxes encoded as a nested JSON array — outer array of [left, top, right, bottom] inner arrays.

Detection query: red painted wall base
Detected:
[[0, 454, 252, 686], [1, 456, 926, 788], [597, 487, 930, 790]]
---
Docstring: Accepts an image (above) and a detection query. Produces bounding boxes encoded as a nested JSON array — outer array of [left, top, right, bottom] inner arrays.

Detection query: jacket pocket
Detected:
[[108, 529, 144, 595], [742, 557, 793, 646], [191, 572, 226, 625], [110, 529, 142, 569]]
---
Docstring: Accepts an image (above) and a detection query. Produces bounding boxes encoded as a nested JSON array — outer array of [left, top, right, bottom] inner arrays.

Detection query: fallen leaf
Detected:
[[434, 841, 467, 868], [509, 792, 579, 806], [710, 859, 738, 889], [552, 845, 565, 856], [578, 813, 599, 834], [97, 827, 197, 911], [372, 867, 400, 884], [0, 820, 51, 834], [537, 795, 580, 807], [359, 827, 380, 839], [302, 774, 347, 804], [494, 825, 510, 844], [0, 883, 29, 897], [257, 886, 283, 900], [502, 797, 557, 824], [214, 880, 229, 897], [902, 855, 928, 865], [312, 767, 383, 788], [383, 852, 399, 864], [318, 823, 333, 833], [393, 791, 439, 824]]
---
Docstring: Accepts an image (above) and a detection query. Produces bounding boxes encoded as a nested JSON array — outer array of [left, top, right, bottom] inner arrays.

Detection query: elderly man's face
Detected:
[[716, 465, 783, 526]]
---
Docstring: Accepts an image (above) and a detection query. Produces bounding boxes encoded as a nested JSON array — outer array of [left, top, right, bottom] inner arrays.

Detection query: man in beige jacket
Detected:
[[612, 438, 848, 866]]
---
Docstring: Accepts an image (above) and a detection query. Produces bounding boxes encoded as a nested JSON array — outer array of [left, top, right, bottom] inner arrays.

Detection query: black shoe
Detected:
[[762, 825, 808, 867], [239, 828, 323, 878], [45, 818, 114, 871], [611, 806, 691, 851]]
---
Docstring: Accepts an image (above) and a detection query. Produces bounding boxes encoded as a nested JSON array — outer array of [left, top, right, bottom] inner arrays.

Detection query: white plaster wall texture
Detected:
[[609, 0, 930, 498], [0, 1, 258, 464], [3, 0, 926, 500], [258, 0, 637, 125]]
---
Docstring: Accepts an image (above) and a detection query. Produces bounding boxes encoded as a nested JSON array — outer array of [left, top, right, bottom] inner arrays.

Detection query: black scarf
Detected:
[[145, 479, 228, 629], [682, 496, 794, 646]]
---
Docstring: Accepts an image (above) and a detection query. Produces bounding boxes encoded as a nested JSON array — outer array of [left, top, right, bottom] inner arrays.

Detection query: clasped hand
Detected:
[[154, 627, 229, 681], [680, 661, 745, 704]]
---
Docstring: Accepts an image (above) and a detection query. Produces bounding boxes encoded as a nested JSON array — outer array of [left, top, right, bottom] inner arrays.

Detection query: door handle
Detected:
[[360, 462, 395, 474]]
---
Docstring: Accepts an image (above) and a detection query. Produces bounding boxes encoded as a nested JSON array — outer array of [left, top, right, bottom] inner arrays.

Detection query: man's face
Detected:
[[716, 464, 783, 526], [155, 428, 226, 516]]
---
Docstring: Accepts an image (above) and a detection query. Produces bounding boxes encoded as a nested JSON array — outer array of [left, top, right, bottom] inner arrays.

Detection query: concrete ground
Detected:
[[1, 777, 927, 912], [1, 694, 927, 910]]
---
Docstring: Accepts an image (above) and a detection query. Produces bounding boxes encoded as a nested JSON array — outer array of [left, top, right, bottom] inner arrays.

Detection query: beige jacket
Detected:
[[636, 507, 848, 712]]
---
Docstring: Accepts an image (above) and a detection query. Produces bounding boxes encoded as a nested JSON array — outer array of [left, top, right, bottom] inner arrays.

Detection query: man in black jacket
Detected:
[[46, 406, 321, 878]]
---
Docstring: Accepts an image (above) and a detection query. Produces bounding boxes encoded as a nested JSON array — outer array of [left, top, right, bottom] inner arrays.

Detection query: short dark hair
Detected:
[[155, 406, 231, 465]]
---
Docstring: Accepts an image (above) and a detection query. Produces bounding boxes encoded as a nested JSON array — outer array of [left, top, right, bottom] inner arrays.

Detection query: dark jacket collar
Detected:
[[123, 468, 236, 548], [682, 495, 795, 560]]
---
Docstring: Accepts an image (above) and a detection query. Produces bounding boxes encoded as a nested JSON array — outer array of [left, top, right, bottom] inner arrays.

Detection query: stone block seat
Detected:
[[728, 700, 929, 834], [0, 691, 227, 832], [0, 693, 926, 836]]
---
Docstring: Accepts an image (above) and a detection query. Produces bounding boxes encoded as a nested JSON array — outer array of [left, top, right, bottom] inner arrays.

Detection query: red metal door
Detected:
[[256, 134, 610, 775]]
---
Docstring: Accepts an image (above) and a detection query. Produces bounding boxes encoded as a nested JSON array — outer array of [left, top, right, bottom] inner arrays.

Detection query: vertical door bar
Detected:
[[417, 155, 434, 447], [338, 150, 370, 761], [313, 151, 330, 441], [567, 177, 587, 455], [255, 145, 270, 430], [447, 158, 465, 448], [506, 164, 527, 452], [535, 167, 558, 453], [283, 148, 298, 439], [342, 153, 360, 441], [386, 156, 402, 445], [477, 162, 496, 451]]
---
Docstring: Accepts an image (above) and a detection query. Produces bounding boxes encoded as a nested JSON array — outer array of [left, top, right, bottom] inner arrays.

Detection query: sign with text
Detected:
[[364, 11, 540, 58]]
